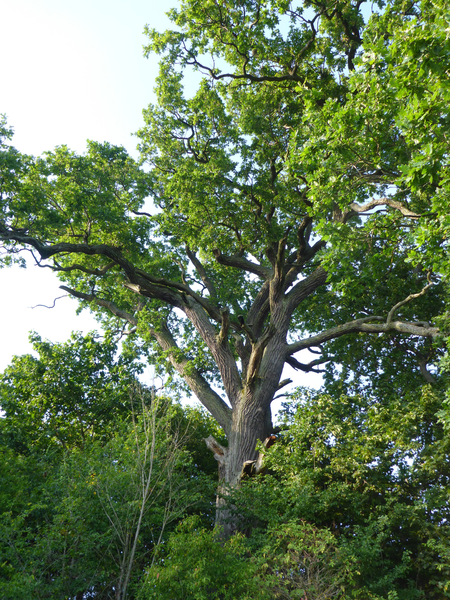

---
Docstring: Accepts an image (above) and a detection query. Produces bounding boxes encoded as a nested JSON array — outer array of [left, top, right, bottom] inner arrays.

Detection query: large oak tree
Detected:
[[1, 0, 448, 525]]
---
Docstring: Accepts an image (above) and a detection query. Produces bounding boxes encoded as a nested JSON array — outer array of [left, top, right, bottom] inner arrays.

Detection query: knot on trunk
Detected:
[[204, 435, 227, 466]]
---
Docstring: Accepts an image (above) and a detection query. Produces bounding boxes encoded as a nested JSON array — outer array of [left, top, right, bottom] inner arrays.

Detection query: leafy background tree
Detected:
[[0, 331, 142, 452], [0, 333, 215, 599], [229, 382, 450, 598]]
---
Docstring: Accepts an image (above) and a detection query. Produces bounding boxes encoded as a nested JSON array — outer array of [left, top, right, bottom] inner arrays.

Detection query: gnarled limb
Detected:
[[287, 315, 439, 357]]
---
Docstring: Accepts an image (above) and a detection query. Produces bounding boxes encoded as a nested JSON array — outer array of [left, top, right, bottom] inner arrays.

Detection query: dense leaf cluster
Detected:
[[0, 335, 215, 600]]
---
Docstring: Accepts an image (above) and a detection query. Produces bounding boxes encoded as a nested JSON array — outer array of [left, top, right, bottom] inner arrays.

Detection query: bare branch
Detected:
[[345, 198, 422, 221], [387, 274, 433, 323], [287, 315, 439, 356], [213, 248, 270, 279], [31, 294, 67, 309]]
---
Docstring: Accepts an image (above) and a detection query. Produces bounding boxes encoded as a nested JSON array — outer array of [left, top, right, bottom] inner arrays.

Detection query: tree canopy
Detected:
[[1, 0, 449, 511]]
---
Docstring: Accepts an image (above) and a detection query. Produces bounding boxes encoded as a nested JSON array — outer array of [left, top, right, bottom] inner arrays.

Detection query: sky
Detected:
[[0, 0, 322, 398]]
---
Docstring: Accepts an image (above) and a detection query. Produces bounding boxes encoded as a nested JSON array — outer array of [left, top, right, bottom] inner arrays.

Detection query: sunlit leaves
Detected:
[[0, 331, 142, 451]]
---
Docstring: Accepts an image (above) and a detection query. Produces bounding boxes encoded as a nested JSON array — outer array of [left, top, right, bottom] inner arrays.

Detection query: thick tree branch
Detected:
[[124, 280, 243, 405], [7, 226, 242, 411], [0, 229, 138, 279], [213, 248, 270, 279], [123, 281, 185, 310], [125, 276, 223, 323], [358, 321, 439, 337], [344, 198, 422, 221], [286, 266, 328, 313], [154, 324, 232, 435], [286, 355, 330, 372], [271, 235, 288, 304], [0, 226, 227, 324], [246, 279, 271, 339], [284, 238, 326, 288], [287, 316, 439, 356], [246, 323, 277, 386], [183, 301, 242, 407], [186, 246, 219, 301]]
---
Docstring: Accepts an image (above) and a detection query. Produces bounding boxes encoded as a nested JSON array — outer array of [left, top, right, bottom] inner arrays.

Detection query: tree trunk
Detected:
[[204, 328, 289, 535], [206, 388, 275, 536]]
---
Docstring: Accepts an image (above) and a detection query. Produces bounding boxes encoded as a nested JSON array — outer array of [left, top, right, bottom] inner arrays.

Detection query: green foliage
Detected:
[[0, 338, 212, 600], [0, 331, 142, 452], [251, 520, 348, 600], [231, 385, 450, 598], [139, 516, 260, 600], [139, 516, 347, 600], [0, 404, 206, 599]]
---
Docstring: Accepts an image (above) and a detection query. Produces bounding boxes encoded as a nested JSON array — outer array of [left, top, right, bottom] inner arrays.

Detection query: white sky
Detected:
[[0, 0, 322, 400]]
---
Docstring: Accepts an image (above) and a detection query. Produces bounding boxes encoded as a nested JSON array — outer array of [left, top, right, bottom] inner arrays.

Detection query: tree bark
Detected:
[[207, 395, 273, 536], [205, 329, 288, 534]]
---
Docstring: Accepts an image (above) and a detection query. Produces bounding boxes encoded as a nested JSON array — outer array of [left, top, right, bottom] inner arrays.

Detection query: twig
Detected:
[[30, 294, 67, 309]]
